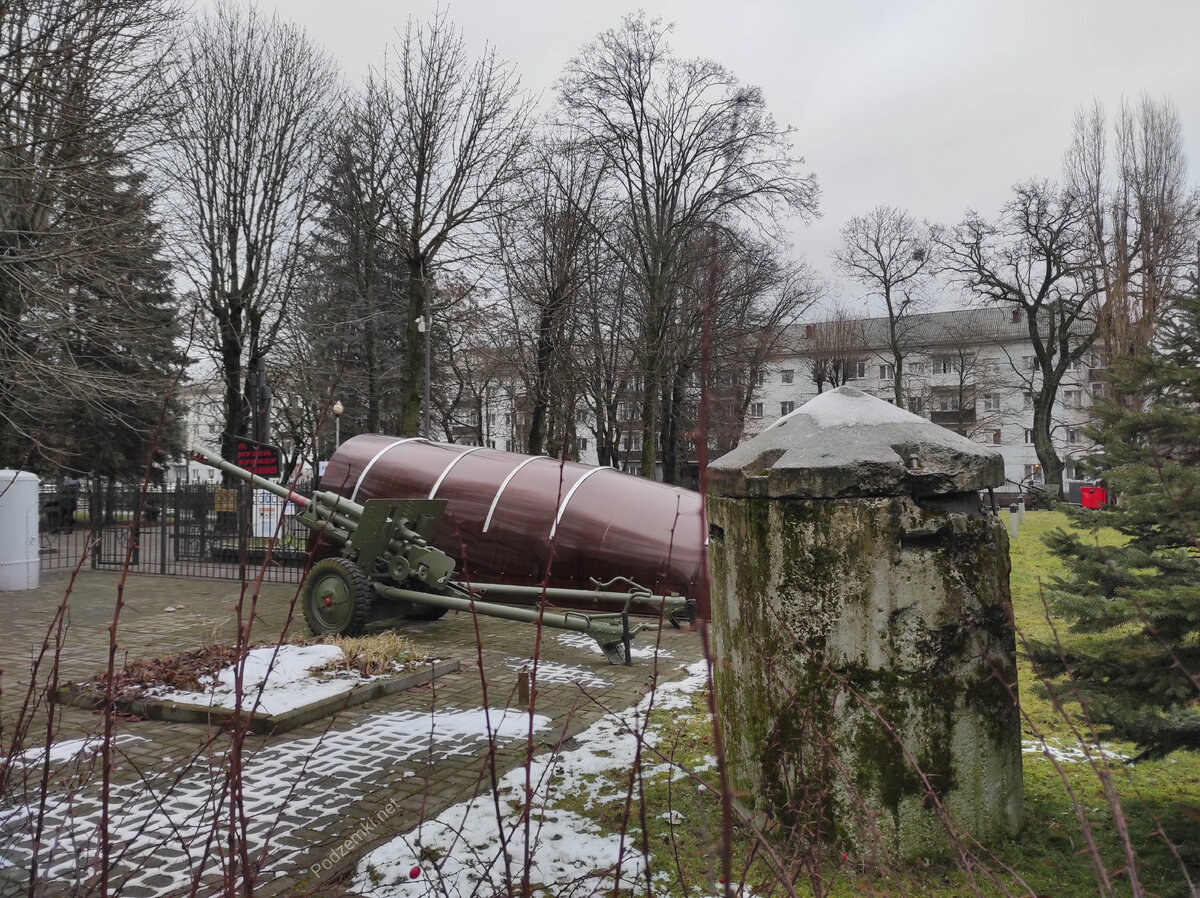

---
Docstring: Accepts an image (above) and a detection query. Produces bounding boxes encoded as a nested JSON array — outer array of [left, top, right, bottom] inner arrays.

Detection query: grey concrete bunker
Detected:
[[706, 386, 1024, 858]]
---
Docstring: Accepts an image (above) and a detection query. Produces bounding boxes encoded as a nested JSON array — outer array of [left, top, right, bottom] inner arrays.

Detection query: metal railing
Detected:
[[37, 479, 308, 583]]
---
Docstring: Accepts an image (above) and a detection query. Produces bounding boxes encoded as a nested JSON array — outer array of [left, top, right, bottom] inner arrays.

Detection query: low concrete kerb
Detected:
[[54, 659, 461, 736]]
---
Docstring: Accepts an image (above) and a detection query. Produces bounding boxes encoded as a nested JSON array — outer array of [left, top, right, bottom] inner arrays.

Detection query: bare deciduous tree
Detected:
[[381, 11, 534, 436], [493, 139, 604, 456], [660, 231, 818, 481], [164, 1, 338, 463], [1066, 96, 1199, 368], [941, 182, 1094, 498], [803, 304, 863, 394], [577, 266, 640, 468], [834, 206, 935, 408], [558, 13, 819, 480]]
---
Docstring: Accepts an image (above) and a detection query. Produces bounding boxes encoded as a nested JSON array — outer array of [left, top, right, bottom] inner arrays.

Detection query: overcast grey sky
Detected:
[[270, 0, 1199, 312]]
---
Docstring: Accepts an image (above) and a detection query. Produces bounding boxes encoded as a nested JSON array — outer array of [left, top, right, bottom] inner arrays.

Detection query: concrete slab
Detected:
[[54, 659, 462, 735]]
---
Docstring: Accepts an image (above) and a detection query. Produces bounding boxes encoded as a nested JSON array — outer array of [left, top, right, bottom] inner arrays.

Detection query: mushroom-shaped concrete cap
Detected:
[[708, 386, 1005, 499]]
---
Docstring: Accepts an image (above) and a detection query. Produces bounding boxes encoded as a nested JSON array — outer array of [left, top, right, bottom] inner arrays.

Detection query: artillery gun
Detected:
[[190, 447, 696, 664]]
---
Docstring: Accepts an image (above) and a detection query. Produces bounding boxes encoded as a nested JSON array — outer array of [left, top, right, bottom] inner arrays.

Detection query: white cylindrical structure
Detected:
[[0, 470, 39, 590]]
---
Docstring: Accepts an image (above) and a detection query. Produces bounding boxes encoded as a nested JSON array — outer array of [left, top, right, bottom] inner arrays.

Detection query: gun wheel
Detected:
[[303, 558, 373, 636]]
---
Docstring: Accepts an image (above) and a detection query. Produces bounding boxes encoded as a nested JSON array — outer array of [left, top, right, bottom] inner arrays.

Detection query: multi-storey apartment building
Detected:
[[749, 307, 1104, 496], [433, 306, 1104, 496]]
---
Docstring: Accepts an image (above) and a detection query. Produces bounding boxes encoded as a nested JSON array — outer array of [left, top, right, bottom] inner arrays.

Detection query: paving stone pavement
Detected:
[[0, 568, 704, 896]]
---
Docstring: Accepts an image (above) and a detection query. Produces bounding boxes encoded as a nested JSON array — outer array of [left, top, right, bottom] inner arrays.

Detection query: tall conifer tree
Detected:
[[1035, 285, 1200, 759]]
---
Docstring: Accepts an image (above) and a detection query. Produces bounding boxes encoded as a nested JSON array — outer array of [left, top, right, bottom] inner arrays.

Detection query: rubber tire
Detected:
[[302, 557, 373, 636]]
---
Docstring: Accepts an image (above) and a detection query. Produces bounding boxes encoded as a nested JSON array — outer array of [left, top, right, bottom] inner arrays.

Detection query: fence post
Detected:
[[160, 478, 168, 574], [89, 478, 101, 569], [238, 482, 249, 585]]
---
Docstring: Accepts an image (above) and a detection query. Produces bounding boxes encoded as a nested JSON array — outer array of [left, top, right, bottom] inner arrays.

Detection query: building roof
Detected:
[[787, 305, 1091, 354]]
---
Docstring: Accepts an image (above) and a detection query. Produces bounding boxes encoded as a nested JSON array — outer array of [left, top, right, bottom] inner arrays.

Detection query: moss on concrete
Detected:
[[708, 492, 1024, 861]]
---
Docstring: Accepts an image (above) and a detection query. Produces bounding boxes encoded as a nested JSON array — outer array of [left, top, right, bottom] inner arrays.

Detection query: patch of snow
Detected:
[[352, 660, 712, 897], [0, 707, 550, 892], [7, 735, 146, 767], [502, 657, 610, 689], [148, 644, 367, 717], [554, 631, 675, 661], [1022, 737, 1129, 764], [768, 387, 925, 431]]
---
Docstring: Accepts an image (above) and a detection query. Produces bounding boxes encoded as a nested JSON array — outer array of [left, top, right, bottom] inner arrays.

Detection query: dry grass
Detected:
[[312, 631, 430, 677]]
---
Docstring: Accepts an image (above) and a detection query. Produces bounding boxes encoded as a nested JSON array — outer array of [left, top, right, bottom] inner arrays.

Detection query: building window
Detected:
[[879, 363, 894, 380], [1091, 382, 1110, 400], [780, 401, 795, 416], [1063, 389, 1081, 408], [1023, 355, 1036, 370], [805, 324, 816, 338], [982, 392, 1002, 412], [755, 369, 765, 386], [909, 361, 925, 375], [989, 429, 1002, 445], [933, 357, 954, 375], [487, 413, 496, 426], [1024, 429, 1034, 444], [1025, 464, 1043, 481], [579, 438, 588, 451], [781, 369, 794, 384], [937, 394, 958, 412], [750, 402, 764, 419], [1011, 308, 1021, 324], [1023, 392, 1033, 409], [853, 360, 867, 379], [1068, 428, 1080, 444]]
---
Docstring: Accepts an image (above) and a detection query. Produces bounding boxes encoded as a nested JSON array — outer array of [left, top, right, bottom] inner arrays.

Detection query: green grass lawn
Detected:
[[541, 510, 1200, 897], [1003, 510, 1200, 898]]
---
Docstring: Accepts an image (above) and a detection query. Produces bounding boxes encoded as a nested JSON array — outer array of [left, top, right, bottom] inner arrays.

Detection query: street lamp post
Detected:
[[418, 313, 431, 439], [333, 400, 344, 449]]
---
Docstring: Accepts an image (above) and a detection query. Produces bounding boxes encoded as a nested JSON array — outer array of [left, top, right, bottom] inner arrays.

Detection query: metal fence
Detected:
[[37, 479, 308, 583]]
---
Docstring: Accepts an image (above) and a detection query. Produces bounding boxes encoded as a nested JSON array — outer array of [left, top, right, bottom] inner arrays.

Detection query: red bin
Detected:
[[1080, 486, 1107, 509]]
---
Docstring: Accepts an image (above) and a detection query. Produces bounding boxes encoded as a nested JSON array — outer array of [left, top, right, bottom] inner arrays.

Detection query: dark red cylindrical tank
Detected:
[[318, 436, 707, 617]]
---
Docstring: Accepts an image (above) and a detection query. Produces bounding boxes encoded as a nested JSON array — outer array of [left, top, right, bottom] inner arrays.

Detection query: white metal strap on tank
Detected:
[[481, 455, 545, 534], [428, 445, 485, 499], [549, 465, 612, 540], [349, 438, 425, 503]]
